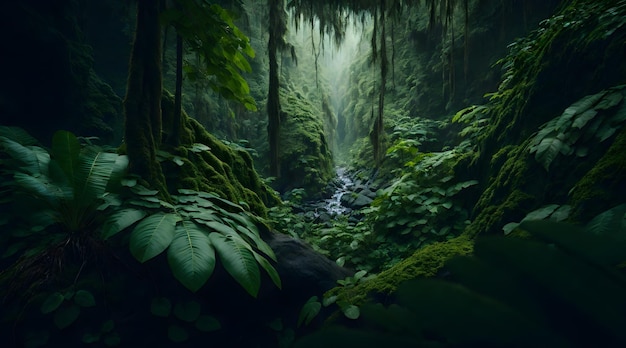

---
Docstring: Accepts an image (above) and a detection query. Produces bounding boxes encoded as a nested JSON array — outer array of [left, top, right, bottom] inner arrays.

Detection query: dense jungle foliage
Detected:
[[1, 0, 626, 347]]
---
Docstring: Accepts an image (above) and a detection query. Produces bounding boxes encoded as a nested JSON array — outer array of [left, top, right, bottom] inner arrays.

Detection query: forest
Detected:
[[1, 0, 626, 347]]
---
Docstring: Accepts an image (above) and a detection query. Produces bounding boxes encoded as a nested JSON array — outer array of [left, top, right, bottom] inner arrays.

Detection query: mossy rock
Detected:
[[276, 88, 334, 196], [570, 127, 626, 221], [160, 93, 279, 217], [329, 235, 473, 306]]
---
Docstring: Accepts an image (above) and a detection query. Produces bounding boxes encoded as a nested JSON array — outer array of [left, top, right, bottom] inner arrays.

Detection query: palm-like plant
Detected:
[[1, 127, 127, 233], [0, 126, 127, 292]]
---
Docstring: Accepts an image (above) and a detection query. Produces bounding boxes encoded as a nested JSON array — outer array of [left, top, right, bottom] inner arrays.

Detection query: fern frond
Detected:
[[75, 147, 117, 203]]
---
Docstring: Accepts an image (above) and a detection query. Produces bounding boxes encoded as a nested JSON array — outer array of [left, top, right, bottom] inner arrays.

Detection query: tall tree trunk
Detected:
[[169, 32, 183, 147], [374, 0, 388, 166], [124, 0, 168, 195], [267, 0, 282, 178]]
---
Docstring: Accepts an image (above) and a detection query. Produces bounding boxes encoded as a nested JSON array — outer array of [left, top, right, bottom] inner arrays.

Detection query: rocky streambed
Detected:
[[298, 167, 379, 224]]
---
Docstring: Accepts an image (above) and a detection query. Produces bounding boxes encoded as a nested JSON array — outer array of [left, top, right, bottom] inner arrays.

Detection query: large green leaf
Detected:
[[522, 204, 560, 221], [106, 155, 129, 192], [556, 91, 606, 131], [571, 109, 598, 129], [586, 204, 626, 238], [0, 126, 38, 145], [53, 304, 81, 329], [252, 250, 281, 289], [595, 90, 623, 110], [298, 296, 321, 327], [0, 136, 41, 175], [41, 292, 65, 314], [238, 224, 277, 261], [52, 130, 81, 188], [130, 213, 180, 262], [167, 220, 216, 292], [209, 232, 260, 297], [101, 208, 147, 240], [534, 137, 563, 171], [203, 220, 238, 236], [13, 172, 61, 205], [75, 148, 117, 202]]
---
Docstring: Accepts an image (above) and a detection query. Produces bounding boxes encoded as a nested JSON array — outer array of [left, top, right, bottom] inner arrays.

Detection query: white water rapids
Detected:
[[324, 167, 354, 215]]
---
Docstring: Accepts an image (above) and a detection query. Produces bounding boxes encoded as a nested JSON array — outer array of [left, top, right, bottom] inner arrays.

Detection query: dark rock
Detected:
[[192, 232, 352, 346], [359, 187, 377, 199], [266, 233, 351, 298], [340, 193, 355, 206], [317, 212, 332, 223], [352, 194, 373, 208]]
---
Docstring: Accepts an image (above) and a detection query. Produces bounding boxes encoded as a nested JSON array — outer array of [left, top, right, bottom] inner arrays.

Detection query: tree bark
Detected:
[[374, 0, 388, 166], [170, 32, 183, 147], [124, 0, 168, 194], [267, 0, 282, 178]]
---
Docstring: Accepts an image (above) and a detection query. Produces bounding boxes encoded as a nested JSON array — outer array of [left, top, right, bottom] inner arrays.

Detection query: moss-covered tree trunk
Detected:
[[124, 0, 168, 194], [168, 32, 183, 147], [267, 0, 282, 177], [372, 1, 388, 166]]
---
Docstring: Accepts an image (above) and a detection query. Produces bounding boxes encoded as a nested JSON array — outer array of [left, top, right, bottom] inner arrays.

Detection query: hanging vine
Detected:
[[286, 0, 473, 165]]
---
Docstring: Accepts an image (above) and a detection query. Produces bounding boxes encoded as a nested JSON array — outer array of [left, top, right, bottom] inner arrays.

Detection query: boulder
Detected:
[[351, 194, 373, 208]]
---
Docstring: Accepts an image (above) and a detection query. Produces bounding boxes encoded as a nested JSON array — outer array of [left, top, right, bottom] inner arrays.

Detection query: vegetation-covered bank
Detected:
[[0, 1, 337, 346], [274, 88, 335, 196], [2, 0, 626, 346], [312, 2, 626, 345]]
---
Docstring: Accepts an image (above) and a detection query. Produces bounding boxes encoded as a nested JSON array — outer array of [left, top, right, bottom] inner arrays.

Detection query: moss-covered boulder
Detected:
[[160, 93, 279, 217], [328, 235, 473, 306], [276, 88, 334, 197]]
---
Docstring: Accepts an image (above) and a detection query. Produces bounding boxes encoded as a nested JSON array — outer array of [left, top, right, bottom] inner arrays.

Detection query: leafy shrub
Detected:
[[103, 181, 281, 296], [295, 205, 626, 348], [529, 85, 626, 171], [0, 127, 127, 260], [367, 147, 476, 255]]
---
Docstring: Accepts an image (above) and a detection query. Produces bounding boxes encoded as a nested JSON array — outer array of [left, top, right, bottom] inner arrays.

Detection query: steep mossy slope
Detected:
[[464, 0, 626, 236], [332, 0, 626, 304], [274, 88, 334, 197]]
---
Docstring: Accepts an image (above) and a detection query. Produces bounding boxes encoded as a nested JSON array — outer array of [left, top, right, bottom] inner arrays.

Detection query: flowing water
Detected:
[[324, 167, 354, 215]]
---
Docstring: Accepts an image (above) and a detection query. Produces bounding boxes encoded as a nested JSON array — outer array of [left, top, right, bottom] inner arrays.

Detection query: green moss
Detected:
[[462, 142, 539, 237], [323, 0, 626, 322], [160, 94, 279, 217], [276, 88, 334, 195], [329, 235, 473, 305], [570, 127, 626, 221]]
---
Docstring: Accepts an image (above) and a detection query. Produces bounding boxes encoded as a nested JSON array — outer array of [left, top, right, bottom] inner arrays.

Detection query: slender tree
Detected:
[[288, 0, 472, 166], [170, 25, 184, 147], [267, 0, 282, 177], [124, 0, 169, 194], [373, 0, 388, 165], [267, 0, 295, 177], [124, 0, 256, 194]]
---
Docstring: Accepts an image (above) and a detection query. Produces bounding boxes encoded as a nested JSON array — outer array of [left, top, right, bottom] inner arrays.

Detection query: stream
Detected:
[[297, 167, 376, 225], [323, 167, 354, 216]]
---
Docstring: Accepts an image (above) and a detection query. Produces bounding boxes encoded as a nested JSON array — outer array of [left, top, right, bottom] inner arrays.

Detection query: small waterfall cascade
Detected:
[[324, 167, 354, 215]]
